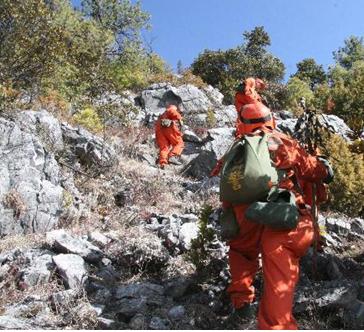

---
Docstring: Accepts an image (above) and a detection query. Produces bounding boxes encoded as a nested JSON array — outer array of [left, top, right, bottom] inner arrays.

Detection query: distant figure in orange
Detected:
[[155, 105, 184, 168], [234, 77, 267, 135]]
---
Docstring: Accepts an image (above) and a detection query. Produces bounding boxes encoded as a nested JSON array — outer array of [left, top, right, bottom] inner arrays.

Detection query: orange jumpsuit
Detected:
[[235, 78, 265, 135], [155, 106, 184, 166], [224, 128, 328, 330]]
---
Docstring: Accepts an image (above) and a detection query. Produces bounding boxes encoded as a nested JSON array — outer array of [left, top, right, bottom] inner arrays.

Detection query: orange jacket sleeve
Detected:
[[273, 135, 328, 183]]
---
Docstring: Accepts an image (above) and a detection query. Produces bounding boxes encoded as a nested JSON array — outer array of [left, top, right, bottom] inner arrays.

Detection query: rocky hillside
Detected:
[[0, 83, 363, 330]]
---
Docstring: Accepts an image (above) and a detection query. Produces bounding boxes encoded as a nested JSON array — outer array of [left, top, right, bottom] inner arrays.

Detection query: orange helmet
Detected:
[[255, 78, 267, 90], [239, 102, 275, 135], [166, 104, 178, 112]]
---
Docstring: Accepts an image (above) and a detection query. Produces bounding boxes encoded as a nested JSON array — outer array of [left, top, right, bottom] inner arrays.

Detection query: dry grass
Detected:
[[0, 263, 62, 309], [0, 233, 44, 253], [2, 189, 27, 219], [117, 158, 190, 216]]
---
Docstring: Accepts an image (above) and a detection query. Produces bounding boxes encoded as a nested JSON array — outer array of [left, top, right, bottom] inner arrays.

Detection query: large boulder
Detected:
[[203, 128, 235, 159], [293, 113, 354, 141], [95, 91, 144, 127], [53, 253, 88, 289], [61, 123, 117, 169], [0, 118, 64, 236], [20, 249, 55, 287], [183, 127, 234, 180], [139, 83, 229, 128], [183, 150, 217, 180], [113, 282, 166, 317], [140, 83, 213, 116], [46, 229, 103, 263], [321, 114, 354, 141]]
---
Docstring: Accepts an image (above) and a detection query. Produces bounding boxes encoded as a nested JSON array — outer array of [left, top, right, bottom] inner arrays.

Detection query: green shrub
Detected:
[[73, 107, 103, 133], [0, 84, 20, 112], [284, 77, 314, 116], [322, 134, 364, 217], [206, 108, 217, 128], [186, 205, 216, 270]]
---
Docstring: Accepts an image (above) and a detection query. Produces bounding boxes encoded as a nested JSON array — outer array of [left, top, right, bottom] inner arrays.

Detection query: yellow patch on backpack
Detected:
[[228, 168, 244, 191]]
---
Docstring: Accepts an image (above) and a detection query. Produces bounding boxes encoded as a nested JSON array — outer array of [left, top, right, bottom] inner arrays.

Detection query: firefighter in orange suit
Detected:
[[234, 78, 267, 135], [213, 102, 332, 329], [155, 105, 184, 168]]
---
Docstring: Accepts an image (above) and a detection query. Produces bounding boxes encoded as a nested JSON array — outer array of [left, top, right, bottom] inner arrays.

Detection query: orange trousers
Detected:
[[227, 205, 314, 330], [155, 123, 184, 165]]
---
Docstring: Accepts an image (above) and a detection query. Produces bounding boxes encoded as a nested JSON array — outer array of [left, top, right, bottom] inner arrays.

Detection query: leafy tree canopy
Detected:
[[80, 0, 150, 53], [191, 26, 285, 105], [291, 58, 327, 90], [333, 36, 364, 70]]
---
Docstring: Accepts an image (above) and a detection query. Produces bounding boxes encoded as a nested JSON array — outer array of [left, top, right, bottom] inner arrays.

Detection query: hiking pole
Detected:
[[296, 98, 321, 279]]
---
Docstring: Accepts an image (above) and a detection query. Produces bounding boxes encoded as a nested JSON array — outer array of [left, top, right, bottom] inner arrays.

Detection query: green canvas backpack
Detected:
[[245, 188, 299, 230], [219, 132, 282, 204]]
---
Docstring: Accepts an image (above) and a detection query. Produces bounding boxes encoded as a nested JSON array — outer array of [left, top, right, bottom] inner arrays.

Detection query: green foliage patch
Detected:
[[186, 205, 216, 271], [321, 134, 364, 217], [191, 26, 285, 105]]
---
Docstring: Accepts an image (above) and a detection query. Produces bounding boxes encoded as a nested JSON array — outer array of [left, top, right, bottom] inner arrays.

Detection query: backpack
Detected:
[[219, 132, 283, 204], [161, 118, 173, 127]]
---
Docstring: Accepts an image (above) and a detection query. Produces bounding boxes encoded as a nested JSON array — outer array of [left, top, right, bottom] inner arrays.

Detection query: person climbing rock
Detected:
[[234, 77, 267, 135], [155, 104, 185, 168], [214, 102, 333, 329]]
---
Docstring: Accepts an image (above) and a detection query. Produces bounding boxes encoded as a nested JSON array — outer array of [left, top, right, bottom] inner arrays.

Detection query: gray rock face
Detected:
[[113, 282, 165, 316], [184, 127, 234, 180], [139, 83, 230, 128], [95, 91, 144, 127], [164, 277, 192, 299], [0, 248, 55, 289], [179, 222, 199, 250], [276, 112, 354, 142], [129, 313, 148, 329], [202, 85, 224, 105], [0, 298, 56, 329], [183, 130, 203, 143], [20, 250, 54, 287], [183, 150, 217, 180], [319, 215, 364, 245], [16, 110, 64, 152], [53, 253, 87, 289], [61, 123, 117, 169], [46, 229, 103, 263], [88, 231, 111, 248], [294, 281, 358, 313], [293, 113, 354, 142], [322, 114, 353, 141], [214, 105, 236, 127], [0, 118, 64, 236], [203, 128, 235, 159], [50, 289, 79, 308], [114, 282, 164, 299], [168, 305, 186, 320], [140, 83, 213, 116], [0, 316, 32, 330], [149, 316, 170, 330], [148, 214, 200, 252], [276, 118, 297, 136], [97, 317, 119, 329]]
